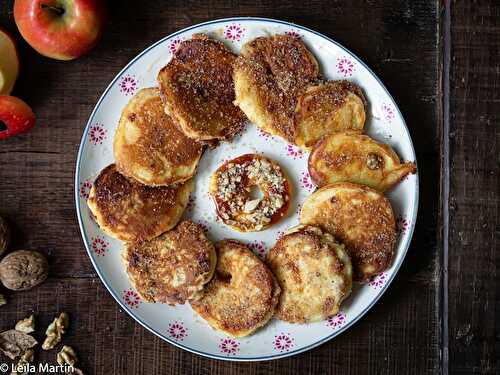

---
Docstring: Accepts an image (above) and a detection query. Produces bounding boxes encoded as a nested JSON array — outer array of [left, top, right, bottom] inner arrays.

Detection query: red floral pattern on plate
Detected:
[[285, 29, 302, 39], [368, 272, 387, 290], [123, 289, 141, 308], [169, 37, 185, 55], [119, 74, 138, 96], [273, 333, 294, 352], [286, 144, 304, 160], [257, 128, 275, 141], [249, 240, 266, 259], [300, 171, 316, 192], [224, 24, 245, 41], [168, 321, 188, 341], [79, 180, 92, 199], [396, 215, 409, 234], [89, 123, 107, 145], [91, 236, 109, 256], [337, 57, 355, 77], [196, 219, 211, 234], [219, 338, 239, 355], [381, 102, 396, 123], [326, 311, 346, 329]]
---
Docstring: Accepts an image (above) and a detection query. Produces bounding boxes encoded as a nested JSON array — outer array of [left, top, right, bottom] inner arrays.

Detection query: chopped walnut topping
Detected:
[[366, 153, 383, 170], [42, 312, 69, 350], [15, 315, 35, 334], [214, 156, 288, 230]]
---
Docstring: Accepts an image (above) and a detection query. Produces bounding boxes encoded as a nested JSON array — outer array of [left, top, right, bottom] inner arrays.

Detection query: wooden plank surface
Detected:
[[448, 2, 499, 374], [0, 1, 443, 374]]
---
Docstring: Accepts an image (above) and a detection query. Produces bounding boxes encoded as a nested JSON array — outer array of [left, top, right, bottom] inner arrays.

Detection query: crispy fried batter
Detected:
[[123, 221, 216, 305], [267, 225, 352, 323], [157, 34, 247, 141], [209, 154, 292, 232], [308, 132, 417, 191], [114, 88, 204, 186], [87, 164, 193, 242], [295, 81, 367, 149], [191, 240, 280, 337], [300, 182, 396, 282], [233, 34, 320, 142]]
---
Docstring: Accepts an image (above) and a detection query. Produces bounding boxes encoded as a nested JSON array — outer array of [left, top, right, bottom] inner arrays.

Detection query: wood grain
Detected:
[[0, 0, 444, 374], [448, 1, 499, 374]]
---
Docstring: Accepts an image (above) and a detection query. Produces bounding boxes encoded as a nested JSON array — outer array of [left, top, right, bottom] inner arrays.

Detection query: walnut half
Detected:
[[0, 329, 37, 360], [15, 315, 35, 334], [42, 312, 69, 350], [0, 250, 49, 291], [11, 348, 34, 375], [57, 345, 78, 367]]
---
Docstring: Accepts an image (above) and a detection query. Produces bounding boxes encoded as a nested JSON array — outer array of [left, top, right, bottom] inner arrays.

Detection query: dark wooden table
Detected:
[[0, 1, 497, 374]]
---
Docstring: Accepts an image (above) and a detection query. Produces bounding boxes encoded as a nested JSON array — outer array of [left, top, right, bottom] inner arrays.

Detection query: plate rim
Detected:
[[74, 16, 420, 362]]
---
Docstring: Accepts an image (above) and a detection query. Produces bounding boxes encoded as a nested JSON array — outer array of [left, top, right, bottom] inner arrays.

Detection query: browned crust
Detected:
[[209, 154, 292, 232], [114, 88, 204, 186], [294, 80, 367, 149], [300, 182, 397, 282], [308, 133, 417, 191], [87, 164, 192, 242], [123, 221, 216, 305], [234, 34, 320, 142], [157, 35, 247, 141], [266, 225, 352, 323], [190, 240, 280, 337]]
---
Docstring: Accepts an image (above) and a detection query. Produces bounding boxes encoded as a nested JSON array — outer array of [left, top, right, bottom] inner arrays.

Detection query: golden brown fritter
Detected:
[[209, 154, 292, 232], [294, 80, 367, 150], [300, 182, 396, 282], [308, 132, 416, 191], [123, 221, 216, 305], [157, 34, 247, 141], [87, 164, 193, 242], [267, 225, 352, 323], [191, 240, 281, 337], [233, 34, 320, 142], [114, 87, 204, 186]]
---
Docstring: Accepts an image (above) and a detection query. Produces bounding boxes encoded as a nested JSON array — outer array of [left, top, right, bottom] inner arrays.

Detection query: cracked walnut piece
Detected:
[[42, 312, 69, 350], [57, 345, 78, 367], [11, 349, 34, 375], [15, 315, 35, 334]]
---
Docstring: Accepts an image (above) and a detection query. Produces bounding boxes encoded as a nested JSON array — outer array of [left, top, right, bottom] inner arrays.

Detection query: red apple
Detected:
[[0, 29, 20, 95], [14, 0, 106, 61], [0, 96, 36, 140]]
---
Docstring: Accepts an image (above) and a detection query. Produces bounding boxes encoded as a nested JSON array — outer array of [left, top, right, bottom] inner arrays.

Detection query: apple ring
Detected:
[[209, 154, 292, 232]]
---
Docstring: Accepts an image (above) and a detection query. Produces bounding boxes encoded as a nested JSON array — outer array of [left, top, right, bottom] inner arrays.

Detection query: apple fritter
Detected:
[[308, 132, 416, 191], [87, 164, 193, 242], [191, 240, 280, 337], [294, 81, 367, 150], [267, 225, 352, 323], [114, 87, 203, 186], [157, 34, 246, 141], [300, 182, 397, 282], [123, 221, 216, 305], [233, 34, 320, 142]]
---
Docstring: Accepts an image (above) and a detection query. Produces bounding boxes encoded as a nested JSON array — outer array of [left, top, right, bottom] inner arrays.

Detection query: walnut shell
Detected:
[[0, 216, 10, 256], [0, 250, 49, 291]]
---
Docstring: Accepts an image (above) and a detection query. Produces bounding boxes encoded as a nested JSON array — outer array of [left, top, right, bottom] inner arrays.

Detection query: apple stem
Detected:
[[40, 3, 65, 16]]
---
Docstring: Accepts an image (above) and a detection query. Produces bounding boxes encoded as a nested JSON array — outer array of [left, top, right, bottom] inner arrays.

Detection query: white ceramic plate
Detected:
[[75, 17, 418, 361]]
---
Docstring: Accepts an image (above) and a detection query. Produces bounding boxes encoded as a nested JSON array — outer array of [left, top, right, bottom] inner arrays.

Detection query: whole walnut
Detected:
[[0, 250, 49, 291], [0, 215, 10, 256]]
